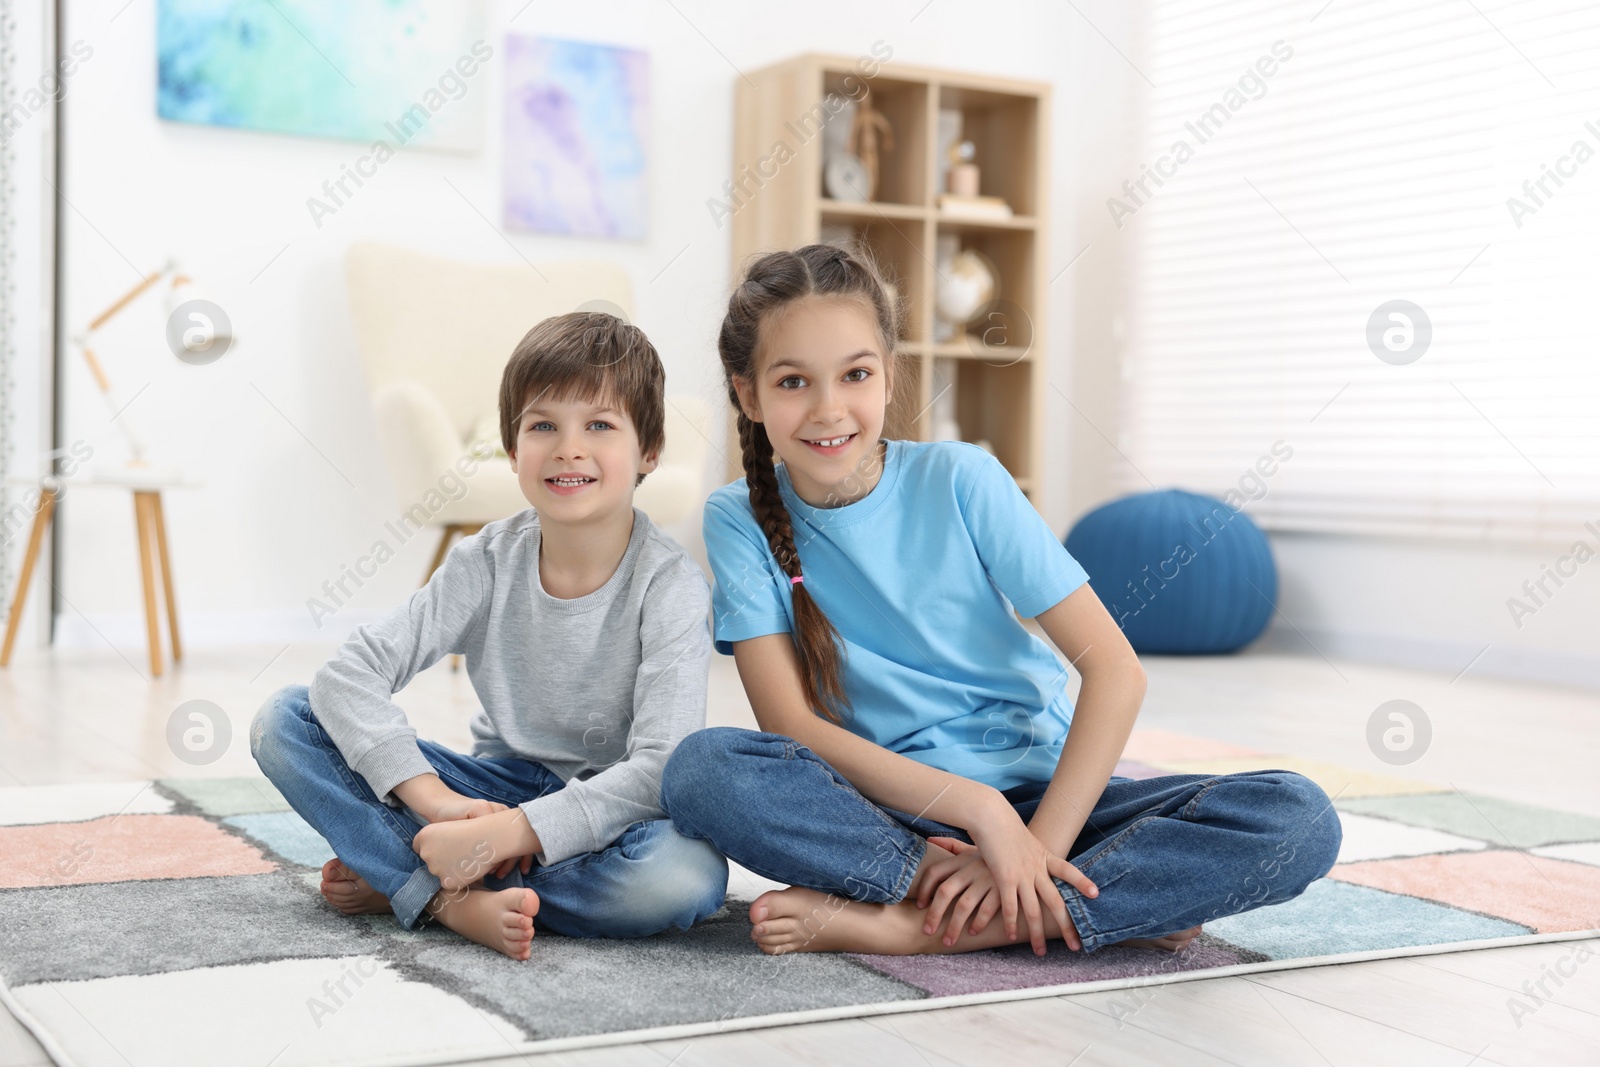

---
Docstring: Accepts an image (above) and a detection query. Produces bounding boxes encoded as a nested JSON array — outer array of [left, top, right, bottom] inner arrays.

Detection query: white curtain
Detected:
[[0, 0, 20, 600], [1121, 0, 1600, 543]]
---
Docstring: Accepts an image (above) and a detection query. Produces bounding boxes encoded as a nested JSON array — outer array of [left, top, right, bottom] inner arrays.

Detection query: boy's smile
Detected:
[[544, 472, 598, 494]]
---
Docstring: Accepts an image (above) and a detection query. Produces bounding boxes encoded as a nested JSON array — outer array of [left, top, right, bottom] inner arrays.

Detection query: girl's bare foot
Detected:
[[748, 888, 1202, 956], [428, 886, 540, 961], [1116, 925, 1203, 952], [748, 886, 1078, 957], [748, 887, 887, 954], [320, 859, 393, 915]]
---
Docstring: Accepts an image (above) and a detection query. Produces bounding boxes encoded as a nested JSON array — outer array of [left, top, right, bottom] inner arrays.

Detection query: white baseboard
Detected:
[[50, 608, 391, 653], [1253, 621, 1600, 690], [44, 611, 1600, 692]]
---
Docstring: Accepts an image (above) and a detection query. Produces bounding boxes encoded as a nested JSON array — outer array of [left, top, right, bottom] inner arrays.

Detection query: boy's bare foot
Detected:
[[1115, 925, 1203, 952], [428, 886, 540, 961], [320, 859, 393, 915]]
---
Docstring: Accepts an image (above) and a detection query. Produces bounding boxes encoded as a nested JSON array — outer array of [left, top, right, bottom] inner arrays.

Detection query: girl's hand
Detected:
[[923, 837, 1091, 949], [914, 839, 997, 945], [934, 805, 1098, 955]]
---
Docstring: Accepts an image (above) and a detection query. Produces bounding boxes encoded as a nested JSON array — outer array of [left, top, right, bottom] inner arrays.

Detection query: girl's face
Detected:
[[734, 295, 892, 508]]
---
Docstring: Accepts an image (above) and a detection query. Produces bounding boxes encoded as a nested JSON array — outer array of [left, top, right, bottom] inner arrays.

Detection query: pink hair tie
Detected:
[[790, 574, 805, 585]]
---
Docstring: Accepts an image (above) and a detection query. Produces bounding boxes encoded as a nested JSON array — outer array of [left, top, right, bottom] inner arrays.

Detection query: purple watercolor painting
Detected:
[[503, 36, 648, 240]]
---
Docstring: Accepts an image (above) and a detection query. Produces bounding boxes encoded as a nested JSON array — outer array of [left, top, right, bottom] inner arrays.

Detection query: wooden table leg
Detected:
[[0, 488, 58, 667], [151, 492, 182, 663], [423, 524, 484, 673], [422, 526, 456, 587], [133, 491, 163, 678]]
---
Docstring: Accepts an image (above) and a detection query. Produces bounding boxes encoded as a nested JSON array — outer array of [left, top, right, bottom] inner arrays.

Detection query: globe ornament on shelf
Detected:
[[935, 248, 997, 337]]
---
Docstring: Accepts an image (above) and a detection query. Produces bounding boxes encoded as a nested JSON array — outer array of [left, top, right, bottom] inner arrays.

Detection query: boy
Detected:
[[251, 312, 727, 960]]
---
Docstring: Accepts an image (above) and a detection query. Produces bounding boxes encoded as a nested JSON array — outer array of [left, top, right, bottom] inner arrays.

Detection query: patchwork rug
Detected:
[[3, 728, 1598, 1067]]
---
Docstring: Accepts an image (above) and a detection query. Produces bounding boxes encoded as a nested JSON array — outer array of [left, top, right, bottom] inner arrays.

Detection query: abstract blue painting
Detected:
[[157, 0, 487, 151], [503, 36, 649, 240]]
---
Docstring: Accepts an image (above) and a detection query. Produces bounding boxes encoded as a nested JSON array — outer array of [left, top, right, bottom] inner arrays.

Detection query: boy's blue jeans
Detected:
[[660, 727, 1342, 953], [251, 685, 728, 936]]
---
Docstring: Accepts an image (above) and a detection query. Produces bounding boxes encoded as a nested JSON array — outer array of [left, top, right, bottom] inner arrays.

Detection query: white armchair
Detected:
[[345, 241, 710, 584]]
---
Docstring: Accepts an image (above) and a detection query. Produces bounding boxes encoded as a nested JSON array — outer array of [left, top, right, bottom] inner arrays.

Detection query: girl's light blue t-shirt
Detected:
[[703, 438, 1090, 791]]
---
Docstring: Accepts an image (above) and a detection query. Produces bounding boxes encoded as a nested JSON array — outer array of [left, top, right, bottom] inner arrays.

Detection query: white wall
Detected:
[[38, 0, 1596, 691], [1256, 532, 1600, 690], [49, 0, 1118, 654]]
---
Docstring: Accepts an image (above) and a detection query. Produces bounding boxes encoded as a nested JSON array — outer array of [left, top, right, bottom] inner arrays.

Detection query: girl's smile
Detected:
[[802, 432, 856, 454]]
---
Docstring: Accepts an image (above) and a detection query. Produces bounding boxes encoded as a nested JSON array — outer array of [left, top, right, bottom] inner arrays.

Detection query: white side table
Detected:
[[2, 471, 201, 677]]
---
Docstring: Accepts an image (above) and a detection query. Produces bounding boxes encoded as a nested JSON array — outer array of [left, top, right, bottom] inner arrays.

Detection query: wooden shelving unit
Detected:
[[725, 54, 1050, 503]]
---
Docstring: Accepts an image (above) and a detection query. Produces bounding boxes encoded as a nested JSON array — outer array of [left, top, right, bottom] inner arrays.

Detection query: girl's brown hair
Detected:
[[717, 243, 902, 724]]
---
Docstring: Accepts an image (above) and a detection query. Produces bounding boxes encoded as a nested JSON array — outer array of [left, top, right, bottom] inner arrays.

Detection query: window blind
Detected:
[[1120, 0, 1600, 543]]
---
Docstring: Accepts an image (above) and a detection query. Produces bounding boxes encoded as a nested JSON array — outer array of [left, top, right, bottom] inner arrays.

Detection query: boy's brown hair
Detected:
[[498, 311, 665, 485]]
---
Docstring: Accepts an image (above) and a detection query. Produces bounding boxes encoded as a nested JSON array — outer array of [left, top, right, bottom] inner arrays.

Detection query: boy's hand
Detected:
[[394, 774, 474, 824], [413, 808, 534, 890], [430, 795, 511, 823], [394, 775, 535, 880], [414, 807, 542, 888], [427, 797, 534, 878]]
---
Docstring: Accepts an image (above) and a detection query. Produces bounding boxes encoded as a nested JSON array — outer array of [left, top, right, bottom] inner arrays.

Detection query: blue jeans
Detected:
[[660, 727, 1341, 953], [251, 685, 727, 936]]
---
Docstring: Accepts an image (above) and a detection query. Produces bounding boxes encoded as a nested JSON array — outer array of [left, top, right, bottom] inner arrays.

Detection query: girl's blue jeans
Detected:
[[250, 685, 728, 936], [660, 727, 1342, 953]]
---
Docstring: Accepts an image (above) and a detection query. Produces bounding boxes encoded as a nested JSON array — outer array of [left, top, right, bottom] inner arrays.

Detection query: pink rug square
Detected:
[[0, 814, 278, 888], [1113, 759, 1169, 780], [1328, 849, 1600, 933]]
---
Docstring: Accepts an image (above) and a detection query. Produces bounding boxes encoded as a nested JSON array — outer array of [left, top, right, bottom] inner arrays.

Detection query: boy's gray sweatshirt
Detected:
[[308, 507, 712, 866]]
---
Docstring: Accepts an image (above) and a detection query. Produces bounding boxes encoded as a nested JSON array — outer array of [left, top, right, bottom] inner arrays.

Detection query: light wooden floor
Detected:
[[1, 638, 1596, 1066]]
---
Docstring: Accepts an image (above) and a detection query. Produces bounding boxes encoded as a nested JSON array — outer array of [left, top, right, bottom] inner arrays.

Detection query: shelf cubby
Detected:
[[728, 55, 1050, 502], [819, 214, 929, 344], [951, 359, 1034, 485], [885, 350, 926, 445], [937, 84, 1041, 217], [820, 71, 929, 207]]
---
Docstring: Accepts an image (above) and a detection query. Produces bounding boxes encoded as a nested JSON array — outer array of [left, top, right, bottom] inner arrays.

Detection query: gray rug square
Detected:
[[0, 872, 381, 986], [396, 907, 925, 1041]]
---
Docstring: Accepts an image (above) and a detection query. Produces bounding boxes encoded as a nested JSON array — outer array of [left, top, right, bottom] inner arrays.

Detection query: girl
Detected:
[[661, 244, 1341, 957]]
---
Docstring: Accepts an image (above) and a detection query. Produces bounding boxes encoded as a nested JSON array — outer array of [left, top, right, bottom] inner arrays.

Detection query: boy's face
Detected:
[[507, 390, 658, 525]]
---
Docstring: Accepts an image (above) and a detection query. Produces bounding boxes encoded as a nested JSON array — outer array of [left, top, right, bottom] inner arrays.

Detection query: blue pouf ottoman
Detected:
[[1063, 489, 1277, 654]]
